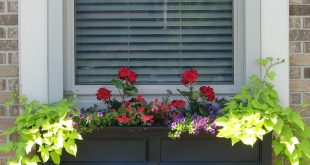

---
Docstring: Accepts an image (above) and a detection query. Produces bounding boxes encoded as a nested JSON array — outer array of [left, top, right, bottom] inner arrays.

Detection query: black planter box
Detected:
[[61, 127, 272, 165]]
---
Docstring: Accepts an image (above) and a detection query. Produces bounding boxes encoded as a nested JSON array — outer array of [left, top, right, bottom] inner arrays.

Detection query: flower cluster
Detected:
[[72, 67, 224, 138], [200, 86, 215, 101], [181, 69, 199, 86], [118, 67, 137, 84], [96, 87, 112, 101], [171, 100, 186, 109]]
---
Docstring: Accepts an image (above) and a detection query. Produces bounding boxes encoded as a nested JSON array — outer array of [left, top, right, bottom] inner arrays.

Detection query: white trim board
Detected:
[[20, 0, 48, 102]]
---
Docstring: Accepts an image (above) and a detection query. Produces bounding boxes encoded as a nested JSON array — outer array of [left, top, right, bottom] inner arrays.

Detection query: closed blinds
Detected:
[[75, 0, 234, 85]]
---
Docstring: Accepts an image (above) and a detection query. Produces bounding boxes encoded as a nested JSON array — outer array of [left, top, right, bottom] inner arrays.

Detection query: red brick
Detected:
[[0, 118, 15, 131]]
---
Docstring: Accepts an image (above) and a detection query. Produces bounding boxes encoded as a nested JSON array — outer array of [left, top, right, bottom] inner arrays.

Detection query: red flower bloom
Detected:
[[152, 105, 159, 112], [137, 95, 145, 102], [117, 67, 137, 84], [128, 71, 137, 84], [136, 107, 145, 114], [126, 106, 132, 111], [172, 113, 178, 119], [200, 86, 216, 101], [96, 87, 112, 101], [171, 100, 186, 109], [114, 115, 120, 120], [118, 118, 125, 123], [181, 69, 199, 86], [168, 103, 173, 110], [122, 101, 131, 106], [118, 67, 130, 79], [141, 115, 154, 122]]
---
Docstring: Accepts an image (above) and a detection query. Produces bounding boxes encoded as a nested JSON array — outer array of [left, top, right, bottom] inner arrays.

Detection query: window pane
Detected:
[[75, 0, 234, 85]]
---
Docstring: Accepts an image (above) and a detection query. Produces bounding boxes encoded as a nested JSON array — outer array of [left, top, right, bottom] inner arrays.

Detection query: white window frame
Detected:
[[64, 0, 247, 96], [19, 0, 289, 106]]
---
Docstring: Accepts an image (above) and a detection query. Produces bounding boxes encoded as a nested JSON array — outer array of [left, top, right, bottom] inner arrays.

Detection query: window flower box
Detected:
[[61, 127, 272, 165]]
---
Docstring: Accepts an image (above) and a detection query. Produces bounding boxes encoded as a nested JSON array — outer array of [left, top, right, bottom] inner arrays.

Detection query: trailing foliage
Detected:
[[0, 90, 82, 165], [215, 58, 310, 165]]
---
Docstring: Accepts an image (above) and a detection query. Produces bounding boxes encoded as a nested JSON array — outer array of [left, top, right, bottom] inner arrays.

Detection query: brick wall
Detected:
[[290, 0, 310, 125], [0, 0, 18, 163]]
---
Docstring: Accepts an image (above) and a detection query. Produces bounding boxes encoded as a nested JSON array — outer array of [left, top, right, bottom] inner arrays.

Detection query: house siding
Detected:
[[0, 0, 18, 163], [289, 0, 310, 125]]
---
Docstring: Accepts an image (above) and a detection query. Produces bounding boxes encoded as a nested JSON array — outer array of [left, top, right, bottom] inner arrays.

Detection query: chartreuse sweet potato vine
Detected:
[[215, 58, 310, 165], [0, 89, 82, 165]]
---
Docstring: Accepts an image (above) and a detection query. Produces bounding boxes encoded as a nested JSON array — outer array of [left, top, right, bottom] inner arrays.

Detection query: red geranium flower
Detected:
[[126, 106, 132, 111], [200, 86, 216, 101], [141, 115, 154, 122], [181, 69, 199, 86], [137, 95, 145, 102], [128, 71, 137, 84], [117, 67, 137, 84], [136, 107, 145, 114], [96, 87, 112, 101], [171, 100, 186, 109], [118, 67, 130, 79]]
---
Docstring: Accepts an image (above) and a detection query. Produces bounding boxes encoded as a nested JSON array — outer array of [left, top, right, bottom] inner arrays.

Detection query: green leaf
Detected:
[[111, 79, 123, 90], [39, 146, 49, 163], [256, 59, 268, 66], [7, 161, 21, 165], [263, 119, 274, 132], [177, 89, 191, 97], [273, 140, 283, 156], [281, 125, 293, 141], [129, 86, 138, 95], [50, 151, 61, 165], [31, 155, 41, 163], [68, 130, 83, 140], [289, 112, 304, 130], [267, 71, 276, 80], [64, 139, 77, 157], [300, 140, 310, 158], [274, 118, 284, 135], [251, 99, 267, 110], [25, 140, 34, 154], [0, 141, 14, 152]]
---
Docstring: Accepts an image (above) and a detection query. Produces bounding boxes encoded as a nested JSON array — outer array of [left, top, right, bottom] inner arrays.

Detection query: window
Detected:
[[65, 0, 245, 95]]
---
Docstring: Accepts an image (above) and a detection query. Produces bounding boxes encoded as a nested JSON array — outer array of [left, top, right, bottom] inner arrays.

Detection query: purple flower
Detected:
[[171, 122, 177, 129], [210, 115, 215, 120], [216, 110, 222, 115], [97, 111, 103, 117], [79, 114, 85, 119], [69, 114, 74, 119], [180, 118, 186, 124], [203, 125, 209, 131], [211, 122, 217, 129], [210, 129, 216, 135]]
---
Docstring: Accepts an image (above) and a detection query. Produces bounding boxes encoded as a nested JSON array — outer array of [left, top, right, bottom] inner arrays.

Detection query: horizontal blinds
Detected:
[[75, 0, 234, 85]]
